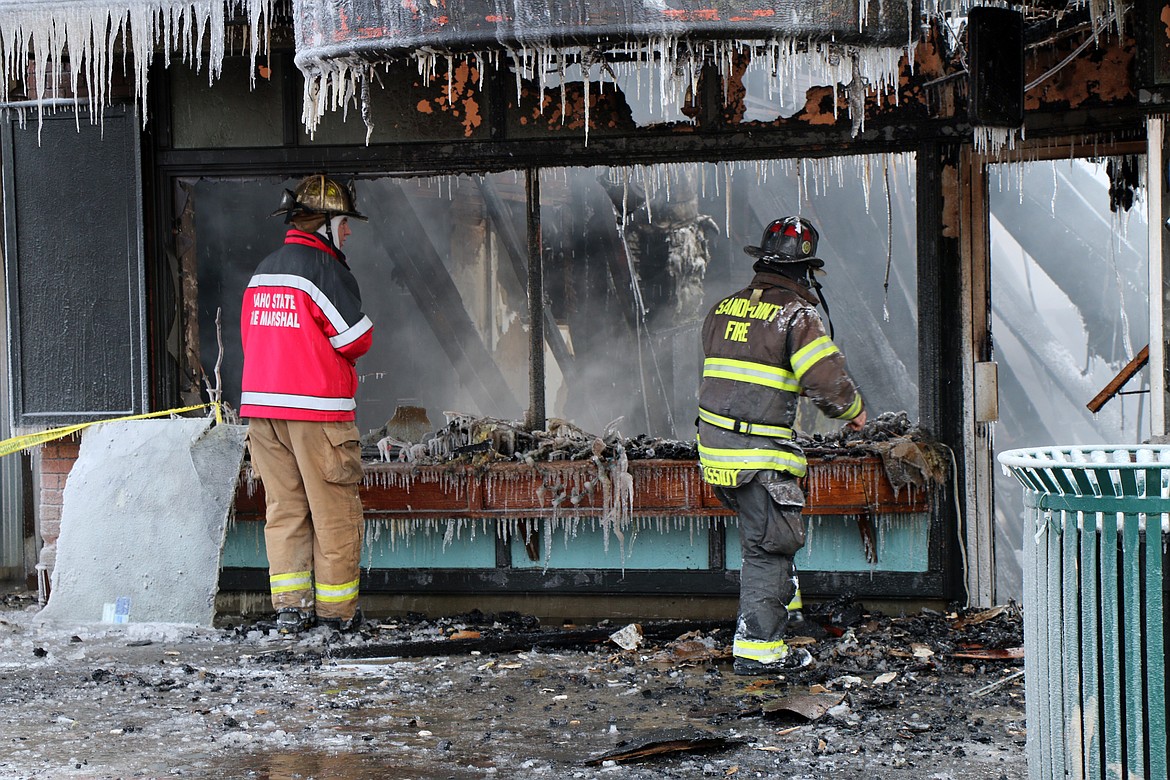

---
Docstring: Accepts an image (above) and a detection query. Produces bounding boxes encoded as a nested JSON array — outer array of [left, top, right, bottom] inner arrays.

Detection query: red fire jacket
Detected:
[[239, 229, 374, 422]]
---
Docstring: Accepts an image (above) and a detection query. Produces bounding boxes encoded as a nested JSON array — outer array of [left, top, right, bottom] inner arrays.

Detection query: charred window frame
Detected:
[[146, 51, 954, 601]]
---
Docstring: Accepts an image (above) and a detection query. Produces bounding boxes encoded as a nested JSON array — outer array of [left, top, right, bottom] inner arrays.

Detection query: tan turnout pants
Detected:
[[246, 418, 365, 620]]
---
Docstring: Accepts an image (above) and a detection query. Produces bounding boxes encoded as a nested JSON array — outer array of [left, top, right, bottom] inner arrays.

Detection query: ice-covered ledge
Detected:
[[233, 456, 933, 523]]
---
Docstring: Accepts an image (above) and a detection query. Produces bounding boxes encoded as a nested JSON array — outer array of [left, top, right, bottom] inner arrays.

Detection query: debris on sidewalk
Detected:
[[609, 623, 644, 651], [761, 691, 846, 721], [951, 647, 1025, 661], [0, 594, 1027, 779], [585, 728, 746, 766], [971, 669, 1026, 698], [647, 630, 728, 666]]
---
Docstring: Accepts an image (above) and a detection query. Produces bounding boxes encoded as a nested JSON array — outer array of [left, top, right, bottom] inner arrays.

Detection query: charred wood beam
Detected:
[[149, 120, 971, 178], [375, 182, 522, 416], [329, 620, 733, 660], [155, 104, 1149, 180], [1087, 344, 1149, 413], [916, 141, 965, 603]]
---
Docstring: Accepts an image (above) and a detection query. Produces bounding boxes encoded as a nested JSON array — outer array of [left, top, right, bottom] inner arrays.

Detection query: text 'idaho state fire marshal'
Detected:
[[249, 291, 301, 328]]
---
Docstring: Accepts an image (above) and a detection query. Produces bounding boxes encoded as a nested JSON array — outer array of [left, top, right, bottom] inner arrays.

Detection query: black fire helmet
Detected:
[[743, 216, 824, 269]]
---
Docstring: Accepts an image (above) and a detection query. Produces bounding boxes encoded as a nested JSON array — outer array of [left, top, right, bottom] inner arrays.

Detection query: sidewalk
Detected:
[[0, 592, 1025, 779]]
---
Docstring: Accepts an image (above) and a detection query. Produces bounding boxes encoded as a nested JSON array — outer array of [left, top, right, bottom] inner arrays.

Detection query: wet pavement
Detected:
[[0, 592, 1026, 779]]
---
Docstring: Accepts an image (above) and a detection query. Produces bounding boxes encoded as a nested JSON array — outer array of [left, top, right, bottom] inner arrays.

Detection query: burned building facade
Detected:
[[0, 0, 1161, 615]]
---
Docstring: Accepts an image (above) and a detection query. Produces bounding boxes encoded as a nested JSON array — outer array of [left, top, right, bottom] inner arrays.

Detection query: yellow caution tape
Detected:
[[0, 403, 222, 459]]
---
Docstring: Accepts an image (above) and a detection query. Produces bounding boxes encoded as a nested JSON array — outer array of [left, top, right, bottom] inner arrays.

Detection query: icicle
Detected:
[[723, 162, 732, 238], [1, 0, 271, 131], [973, 125, 1025, 158], [881, 155, 893, 322]]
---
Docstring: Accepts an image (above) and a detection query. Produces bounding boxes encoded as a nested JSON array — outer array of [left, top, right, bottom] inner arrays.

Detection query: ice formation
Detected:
[[0, 0, 271, 126], [0, 0, 1131, 144]]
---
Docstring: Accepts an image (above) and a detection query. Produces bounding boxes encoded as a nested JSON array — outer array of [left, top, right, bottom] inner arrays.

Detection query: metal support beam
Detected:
[[525, 169, 546, 431]]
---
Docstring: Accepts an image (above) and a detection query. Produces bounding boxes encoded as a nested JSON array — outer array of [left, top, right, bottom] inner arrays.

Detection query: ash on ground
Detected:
[[0, 592, 1024, 779]]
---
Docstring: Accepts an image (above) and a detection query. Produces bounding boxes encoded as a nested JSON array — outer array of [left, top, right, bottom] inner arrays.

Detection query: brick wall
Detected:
[[36, 437, 80, 581]]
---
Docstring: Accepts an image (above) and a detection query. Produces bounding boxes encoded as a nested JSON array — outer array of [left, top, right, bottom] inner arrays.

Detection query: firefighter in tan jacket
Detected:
[[698, 216, 866, 675], [242, 175, 374, 635]]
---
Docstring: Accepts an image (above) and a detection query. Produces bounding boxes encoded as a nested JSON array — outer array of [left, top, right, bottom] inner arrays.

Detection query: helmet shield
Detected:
[[271, 174, 367, 222], [743, 216, 822, 267]]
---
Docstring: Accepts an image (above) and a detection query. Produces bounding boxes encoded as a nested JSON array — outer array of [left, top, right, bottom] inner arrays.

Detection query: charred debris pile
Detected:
[[227, 600, 1024, 771], [251, 598, 1020, 696], [363, 409, 949, 492]]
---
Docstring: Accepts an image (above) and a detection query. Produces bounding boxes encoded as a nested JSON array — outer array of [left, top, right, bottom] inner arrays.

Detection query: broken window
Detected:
[[989, 157, 1150, 601], [189, 153, 916, 443]]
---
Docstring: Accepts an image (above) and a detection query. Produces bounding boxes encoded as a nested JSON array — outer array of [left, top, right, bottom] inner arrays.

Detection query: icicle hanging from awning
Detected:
[[292, 0, 920, 140], [0, 0, 271, 125]]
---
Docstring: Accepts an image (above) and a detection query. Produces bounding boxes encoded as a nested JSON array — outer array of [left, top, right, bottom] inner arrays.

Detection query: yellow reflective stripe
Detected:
[[790, 336, 840, 380], [697, 407, 793, 439], [270, 571, 312, 595], [315, 578, 360, 603], [703, 357, 799, 393], [786, 588, 803, 611], [697, 441, 807, 478], [836, 392, 863, 421], [733, 638, 790, 663]]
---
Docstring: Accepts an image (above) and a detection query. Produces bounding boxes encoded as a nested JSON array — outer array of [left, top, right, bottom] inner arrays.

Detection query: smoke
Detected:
[[193, 157, 921, 444]]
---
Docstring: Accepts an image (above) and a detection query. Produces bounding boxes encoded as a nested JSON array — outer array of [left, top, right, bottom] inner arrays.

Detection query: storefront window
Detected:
[[191, 154, 917, 442]]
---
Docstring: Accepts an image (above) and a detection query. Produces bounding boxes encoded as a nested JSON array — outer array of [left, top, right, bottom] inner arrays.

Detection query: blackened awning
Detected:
[[294, 0, 917, 60]]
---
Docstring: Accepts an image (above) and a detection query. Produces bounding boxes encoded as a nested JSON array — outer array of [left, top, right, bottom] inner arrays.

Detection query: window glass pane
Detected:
[[191, 157, 916, 444], [539, 155, 918, 439], [737, 59, 825, 122], [513, 58, 697, 133], [192, 174, 528, 436], [170, 57, 283, 148], [989, 157, 1149, 601], [300, 60, 490, 145]]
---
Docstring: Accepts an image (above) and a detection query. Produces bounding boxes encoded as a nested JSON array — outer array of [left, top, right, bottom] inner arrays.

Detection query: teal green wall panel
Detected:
[[510, 518, 709, 570], [220, 519, 499, 570], [223, 513, 926, 573], [363, 519, 499, 568], [221, 521, 268, 568], [725, 513, 930, 572]]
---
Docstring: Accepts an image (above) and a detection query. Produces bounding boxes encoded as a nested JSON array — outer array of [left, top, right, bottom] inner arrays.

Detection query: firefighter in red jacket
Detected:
[[698, 216, 866, 674], [240, 174, 374, 635]]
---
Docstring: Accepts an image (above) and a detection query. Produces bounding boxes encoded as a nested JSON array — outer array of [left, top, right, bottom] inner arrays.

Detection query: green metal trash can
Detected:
[[998, 446, 1168, 780]]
